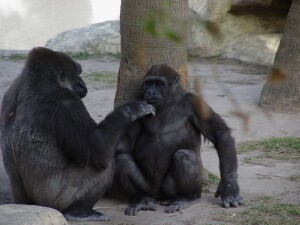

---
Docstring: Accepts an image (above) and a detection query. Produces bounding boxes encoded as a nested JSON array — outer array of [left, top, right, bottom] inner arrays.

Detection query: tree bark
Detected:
[[114, 0, 189, 107], [260, 0, 300, 112]]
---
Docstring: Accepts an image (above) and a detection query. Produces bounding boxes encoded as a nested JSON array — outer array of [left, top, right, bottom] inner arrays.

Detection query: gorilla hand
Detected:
[[215, 174, 244, 208], [122, 101, 156, 122]]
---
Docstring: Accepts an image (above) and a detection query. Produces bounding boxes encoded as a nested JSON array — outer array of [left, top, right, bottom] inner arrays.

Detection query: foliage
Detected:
[[289, 174, 300, 181], [66, 51, 90, 60], [202, 170, 220, 193], [141, 0, 182, 43], [237, 137, 300, 162], [217, 196, 300, 225], [8, 54, 27, 60]]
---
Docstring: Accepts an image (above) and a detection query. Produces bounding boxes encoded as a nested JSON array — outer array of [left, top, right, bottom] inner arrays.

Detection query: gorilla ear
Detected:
[[26, 47, 58, 73]]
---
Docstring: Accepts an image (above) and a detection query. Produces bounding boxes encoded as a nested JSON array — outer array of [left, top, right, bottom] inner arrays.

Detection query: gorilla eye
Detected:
[[145, 80, 152, 86], [156, 81, 164, 86]]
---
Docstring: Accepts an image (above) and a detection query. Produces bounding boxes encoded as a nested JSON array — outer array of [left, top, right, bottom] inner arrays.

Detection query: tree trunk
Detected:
[[260, 0, 300, 112], [114, 0, 189, 107]]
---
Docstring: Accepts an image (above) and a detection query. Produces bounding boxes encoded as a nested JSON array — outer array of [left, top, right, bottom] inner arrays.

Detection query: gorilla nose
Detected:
[[148, 90, 156, 96]]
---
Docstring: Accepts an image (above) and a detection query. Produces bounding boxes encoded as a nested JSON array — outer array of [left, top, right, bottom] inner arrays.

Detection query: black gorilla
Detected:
[[0, 47, 155, 221], [115, 64, 244, 215]]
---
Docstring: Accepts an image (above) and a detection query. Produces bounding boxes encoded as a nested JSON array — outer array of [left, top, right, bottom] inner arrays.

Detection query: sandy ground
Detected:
[[0, 57, 299, 225]]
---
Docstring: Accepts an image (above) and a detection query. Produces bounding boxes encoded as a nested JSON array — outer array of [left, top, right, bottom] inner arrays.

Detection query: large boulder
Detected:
[[46, 20, 120, 56], [189, 0, 232, 20], [45, 1, 286, 66], [0, 204, 68, 225], [188, 12, 283, 65], [223, 33, 281, 65]]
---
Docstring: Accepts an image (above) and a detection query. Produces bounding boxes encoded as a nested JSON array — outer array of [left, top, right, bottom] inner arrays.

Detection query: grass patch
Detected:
[[8, 54, 27, 60], [202, 170, 220, 192], [217, 196, 300, 225], [82, 71, 117, 89], [66, 51, 91, 60], [237, 137, 300, 162], [205, 170, 220, 185], [289, 174, 300, 182]]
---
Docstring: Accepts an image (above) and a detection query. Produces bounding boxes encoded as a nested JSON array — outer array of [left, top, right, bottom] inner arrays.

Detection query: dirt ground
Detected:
[[0, 57, 299, 225]]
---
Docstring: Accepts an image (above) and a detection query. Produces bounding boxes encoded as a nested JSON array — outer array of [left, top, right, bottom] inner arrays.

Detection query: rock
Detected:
[[45, 2, 286, 66], [188, 12, 284, 65], [189, 0, 232, 20], [0, 204, 68, 225], [189, 14, 263, 57], [46, 20, 120, 56], [223, 33, 281, 65]]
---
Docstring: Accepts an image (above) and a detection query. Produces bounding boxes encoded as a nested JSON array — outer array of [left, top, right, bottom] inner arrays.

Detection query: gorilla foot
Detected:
[[162, 197, 200, 213], [218, 195, 244, 208], [63, 209, 111, 221], [125, 196, 156, 216]]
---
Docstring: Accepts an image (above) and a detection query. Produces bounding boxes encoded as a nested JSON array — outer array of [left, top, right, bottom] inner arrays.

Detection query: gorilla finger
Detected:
[[125, 208, 134, 216], [165, 206, 172, 213], [172, 206, 180, 213], [129, 208, 137, 216], [166, 205, 177, 213], [222, 200, 230, 208], [150, 107, 156, 116], [149, 204, 157, 211], [125, 208, 130, 215], [237, 196, 244, 205], [178, 205, 184, 212], [230, 200, 239, 208], [144, 105, 156, 116], [160, 200, 171, 206], [165, 208, 171, 213]]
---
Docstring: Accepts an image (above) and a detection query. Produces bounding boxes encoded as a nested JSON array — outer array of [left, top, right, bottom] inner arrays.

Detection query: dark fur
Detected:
[[0, 47, 155, 221], [115, 64, 244, 215]]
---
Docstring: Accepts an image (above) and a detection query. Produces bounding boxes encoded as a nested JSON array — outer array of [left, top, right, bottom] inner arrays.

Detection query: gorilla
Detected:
[[0, 47, 155, 221], [115, 64, 244, 216]]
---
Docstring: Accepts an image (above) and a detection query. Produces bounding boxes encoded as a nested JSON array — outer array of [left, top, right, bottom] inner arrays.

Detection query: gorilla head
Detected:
[[143, 64, 180, 108], [26, 47, 87, 98]]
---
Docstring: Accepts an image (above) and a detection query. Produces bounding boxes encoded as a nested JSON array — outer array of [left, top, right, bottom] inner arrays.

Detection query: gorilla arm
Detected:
[[41, 90, 154, 170], [187, 94, 244, 208]]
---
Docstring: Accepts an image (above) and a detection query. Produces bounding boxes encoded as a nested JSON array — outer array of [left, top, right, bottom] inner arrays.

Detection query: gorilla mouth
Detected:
[[145, 98, 159, 104]]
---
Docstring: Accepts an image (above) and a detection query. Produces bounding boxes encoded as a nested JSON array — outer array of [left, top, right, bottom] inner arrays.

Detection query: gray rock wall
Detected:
[[45, 1, 287, 66], [46, 21, 120, 56]]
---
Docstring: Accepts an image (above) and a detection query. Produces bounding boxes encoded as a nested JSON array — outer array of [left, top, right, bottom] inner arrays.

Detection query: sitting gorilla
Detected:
[[0, 47, 155, 221], [115, 64, 244, 216]]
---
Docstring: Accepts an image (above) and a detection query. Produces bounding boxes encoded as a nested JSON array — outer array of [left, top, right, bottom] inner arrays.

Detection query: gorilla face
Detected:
[[56, 52, 87, 98], [143, 76, 167, 107], [74, 76, 87, 98], [143, 68, 180, 109]]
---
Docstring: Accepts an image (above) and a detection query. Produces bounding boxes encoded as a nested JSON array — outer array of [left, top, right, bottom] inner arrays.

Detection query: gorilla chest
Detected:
[[133, 114, 198, 187]]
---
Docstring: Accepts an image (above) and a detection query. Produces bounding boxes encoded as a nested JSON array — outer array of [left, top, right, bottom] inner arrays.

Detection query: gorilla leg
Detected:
[[62, 197, 110, 222], [161, 149, 202, 213], [8, 169, 33, 204], [115, 154, 156, 216], [21, 160, 115, 222], [59, 162, 115, 221]]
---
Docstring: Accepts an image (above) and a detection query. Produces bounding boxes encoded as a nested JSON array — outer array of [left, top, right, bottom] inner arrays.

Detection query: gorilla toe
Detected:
[[125, 196, 156, 216], [63, 209, 111, 221]]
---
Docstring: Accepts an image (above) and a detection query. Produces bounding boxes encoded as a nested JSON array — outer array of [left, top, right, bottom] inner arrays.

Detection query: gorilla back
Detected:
[[0, 47, 155, 221]]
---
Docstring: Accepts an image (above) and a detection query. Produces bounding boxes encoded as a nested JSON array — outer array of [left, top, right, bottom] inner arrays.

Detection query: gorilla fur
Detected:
[[0, 47, 155, 221], [114, 64, 244, 216]]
